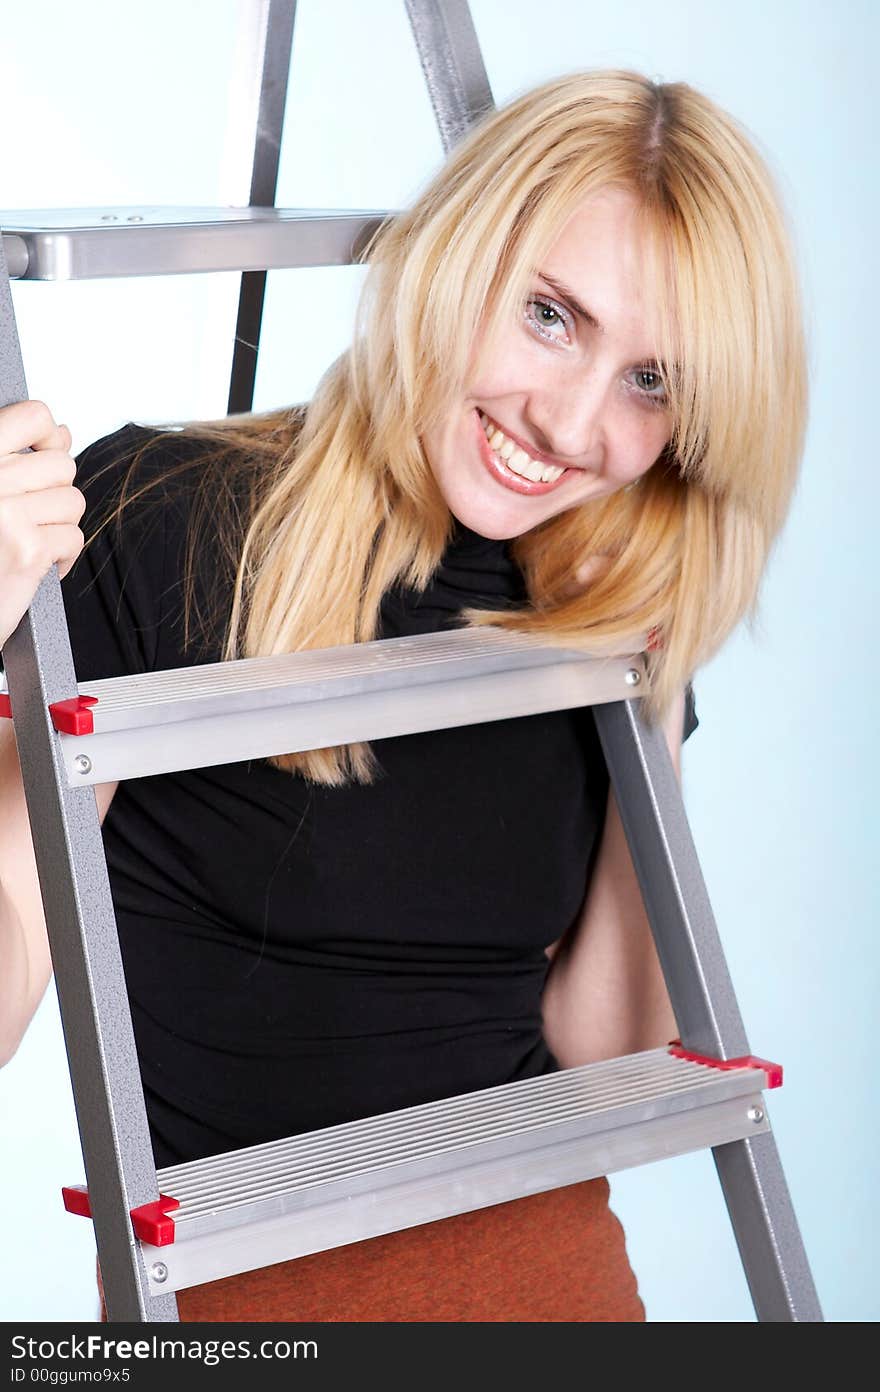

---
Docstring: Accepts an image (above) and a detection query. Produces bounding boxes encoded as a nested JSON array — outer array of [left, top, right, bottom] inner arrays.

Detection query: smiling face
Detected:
[[420, 185, 675, 540]]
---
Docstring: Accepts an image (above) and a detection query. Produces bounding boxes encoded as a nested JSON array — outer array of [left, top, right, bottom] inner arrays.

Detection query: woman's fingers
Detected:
[[0, 493, 86, 574], [0, 482, 86, 530], [0, 401, 85, 648], [0, 399, 69, 455], [0, 448, 78, 498]]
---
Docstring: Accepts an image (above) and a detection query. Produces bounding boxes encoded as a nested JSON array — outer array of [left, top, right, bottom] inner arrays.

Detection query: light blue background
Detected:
[[0, 0, 875, 1323]]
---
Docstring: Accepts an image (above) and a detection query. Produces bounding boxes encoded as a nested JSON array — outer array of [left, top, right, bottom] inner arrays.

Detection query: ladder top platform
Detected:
[[0, 206, 392, 280]]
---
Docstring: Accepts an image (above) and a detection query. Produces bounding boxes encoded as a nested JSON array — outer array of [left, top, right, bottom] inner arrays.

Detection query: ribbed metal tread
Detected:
[[145, 1048, 770, 1294], [58, 628, 646, 784], [78, 628, 633, 723]]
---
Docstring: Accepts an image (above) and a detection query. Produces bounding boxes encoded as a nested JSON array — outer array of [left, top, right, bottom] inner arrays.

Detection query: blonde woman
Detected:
[[0, 69, 806, 1321]]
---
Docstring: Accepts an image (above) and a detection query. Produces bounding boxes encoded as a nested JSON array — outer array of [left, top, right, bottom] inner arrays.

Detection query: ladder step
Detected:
[[53, 628, 647, 784], [0, 207, 390, 281], [143, 1049, 770, 1295]]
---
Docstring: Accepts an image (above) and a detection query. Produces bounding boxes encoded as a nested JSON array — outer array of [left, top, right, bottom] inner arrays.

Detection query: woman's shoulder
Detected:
[[67, 422, 238, 679], [74, 420, 248, 581], [74, 421, 216, 512]]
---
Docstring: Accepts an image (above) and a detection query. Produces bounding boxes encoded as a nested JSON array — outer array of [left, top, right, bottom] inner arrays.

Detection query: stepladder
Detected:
[[0, 0, 823, 1323]]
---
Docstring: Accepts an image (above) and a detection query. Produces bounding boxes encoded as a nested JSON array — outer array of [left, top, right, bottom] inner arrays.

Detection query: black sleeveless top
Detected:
[[57, 424, 696, 1168]]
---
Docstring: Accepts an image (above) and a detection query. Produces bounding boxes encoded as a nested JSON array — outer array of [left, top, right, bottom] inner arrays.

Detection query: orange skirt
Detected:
[[100, 1178, 644, 1322]]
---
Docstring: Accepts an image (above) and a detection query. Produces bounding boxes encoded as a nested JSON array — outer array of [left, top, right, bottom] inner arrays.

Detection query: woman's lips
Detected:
[[473, 409, 570, 496]]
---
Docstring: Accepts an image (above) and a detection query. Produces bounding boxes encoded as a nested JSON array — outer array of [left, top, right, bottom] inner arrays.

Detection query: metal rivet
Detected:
[[73, 755, 92, 775], [624, 668, 642, 686], [151, 1262, 168, 1283], [747, 1105, 765, 1123]]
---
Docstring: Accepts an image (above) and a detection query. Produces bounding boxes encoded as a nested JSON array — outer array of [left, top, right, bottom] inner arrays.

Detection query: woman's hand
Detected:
[[0, 400, 85, 649]]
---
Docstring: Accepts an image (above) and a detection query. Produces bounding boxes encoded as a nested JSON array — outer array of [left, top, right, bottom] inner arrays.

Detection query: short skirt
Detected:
[[99, 1177, 645, 1322]]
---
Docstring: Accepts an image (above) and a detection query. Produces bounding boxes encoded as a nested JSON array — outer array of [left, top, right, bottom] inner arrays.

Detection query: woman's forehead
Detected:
[[534, 191, 673, 358]]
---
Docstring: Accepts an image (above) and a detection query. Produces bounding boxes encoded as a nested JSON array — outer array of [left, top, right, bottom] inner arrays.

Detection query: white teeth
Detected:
[[480, 414, 565, 484]]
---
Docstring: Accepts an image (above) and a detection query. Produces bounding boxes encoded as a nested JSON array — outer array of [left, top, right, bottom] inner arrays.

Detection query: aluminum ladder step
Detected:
[[38, 628, 647, 786], [0, 207, 390, 281], [125, 1049, 772, 1296]]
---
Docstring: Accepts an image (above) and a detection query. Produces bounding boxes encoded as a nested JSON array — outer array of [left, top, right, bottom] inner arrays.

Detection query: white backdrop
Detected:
[[0, 0, 875, 1322]]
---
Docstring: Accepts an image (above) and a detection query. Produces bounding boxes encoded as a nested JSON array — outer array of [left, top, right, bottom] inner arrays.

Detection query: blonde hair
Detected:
[[89, 68, 808, 786]]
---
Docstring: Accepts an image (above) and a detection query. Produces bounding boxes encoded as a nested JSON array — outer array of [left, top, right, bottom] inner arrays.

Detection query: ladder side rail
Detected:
[[0, 244, 178, 1320], [593, 698, 823, 1321], [405, 0, 495, 154], [594, 698, 750, 1057], [713, 1132, 823, 1323], [225, 0, 298, 414]]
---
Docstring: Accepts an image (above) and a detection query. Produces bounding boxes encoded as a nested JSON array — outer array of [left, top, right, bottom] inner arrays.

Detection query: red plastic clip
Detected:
[[130, 1195, 180, 1247], [0, 694, 11, 720], [62, 1185, 179, 1246], [668, 1040, 783, 1088], [61, 1184, 92, 1218], [48, 694, 99, 735]]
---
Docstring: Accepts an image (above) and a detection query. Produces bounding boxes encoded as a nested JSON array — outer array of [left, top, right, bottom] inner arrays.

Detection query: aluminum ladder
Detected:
[[0, 0, 822, 1322]]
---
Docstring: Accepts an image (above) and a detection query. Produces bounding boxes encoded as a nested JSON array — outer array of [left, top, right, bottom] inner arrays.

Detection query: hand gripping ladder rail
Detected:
[[0, 0, 822, 1322]]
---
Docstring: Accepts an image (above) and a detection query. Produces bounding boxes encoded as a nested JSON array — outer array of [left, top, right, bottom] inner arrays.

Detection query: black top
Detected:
[[58, 423, 698, 1168]]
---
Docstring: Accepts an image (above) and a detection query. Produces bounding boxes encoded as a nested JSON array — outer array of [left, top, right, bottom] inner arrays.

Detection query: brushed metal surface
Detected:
[[144, 1055, 772, 1295], [1, 208, 391, 280]]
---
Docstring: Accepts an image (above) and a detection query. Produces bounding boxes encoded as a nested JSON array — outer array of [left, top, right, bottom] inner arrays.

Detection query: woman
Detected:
[[0, 69, 807, 1321]]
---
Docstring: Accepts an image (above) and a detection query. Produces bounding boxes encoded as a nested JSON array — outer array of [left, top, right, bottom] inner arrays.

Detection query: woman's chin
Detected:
[[448, 497, 531, 541]]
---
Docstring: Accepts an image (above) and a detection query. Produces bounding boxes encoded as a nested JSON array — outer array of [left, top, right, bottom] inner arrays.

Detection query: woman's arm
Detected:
[[0, 722, 119, 1065], [541, 687, 687, 1069]]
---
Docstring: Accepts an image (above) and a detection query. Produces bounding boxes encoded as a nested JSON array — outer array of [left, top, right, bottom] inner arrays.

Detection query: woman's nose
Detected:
[[525, 379, 608, 465]]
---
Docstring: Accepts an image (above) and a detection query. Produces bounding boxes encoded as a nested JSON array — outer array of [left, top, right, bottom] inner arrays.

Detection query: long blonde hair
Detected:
[[88, 68, 808, 786]]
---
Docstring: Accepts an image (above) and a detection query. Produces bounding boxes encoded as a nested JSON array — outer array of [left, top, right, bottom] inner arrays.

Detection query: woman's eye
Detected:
[[633, 368, 667, 405], [524, 297, 571, 344]]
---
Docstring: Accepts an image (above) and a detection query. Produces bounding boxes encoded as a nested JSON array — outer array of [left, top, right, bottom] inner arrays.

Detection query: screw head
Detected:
[[747, 1105, 765, 1123], [624, 668, 642, 687], [73, 755, 92, 775], [151, 1262, 168, 1283]]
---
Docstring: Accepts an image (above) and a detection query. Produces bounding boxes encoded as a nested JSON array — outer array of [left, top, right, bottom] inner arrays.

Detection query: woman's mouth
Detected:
[[473, 409, 571, 496]]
